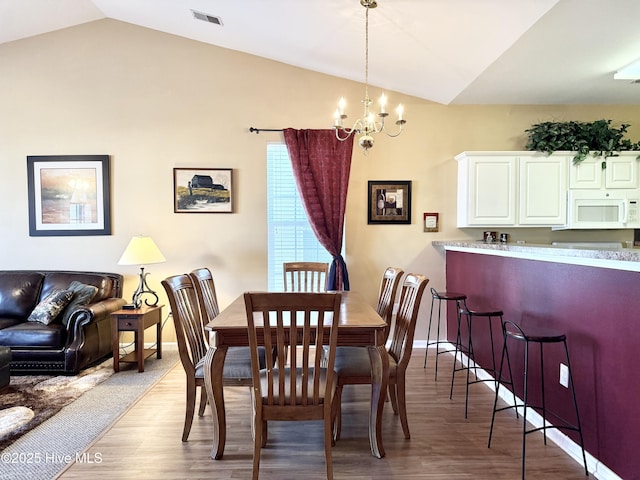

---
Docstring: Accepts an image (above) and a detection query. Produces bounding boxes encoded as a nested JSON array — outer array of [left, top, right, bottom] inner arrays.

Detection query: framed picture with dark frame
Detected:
[[368, 180, 412, 224], [173, 168, 233, 213], [27, 155, 111, 236]]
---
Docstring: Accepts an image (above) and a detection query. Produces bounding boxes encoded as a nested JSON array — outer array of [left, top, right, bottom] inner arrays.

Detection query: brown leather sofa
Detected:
[[0, 271, 126, 375]]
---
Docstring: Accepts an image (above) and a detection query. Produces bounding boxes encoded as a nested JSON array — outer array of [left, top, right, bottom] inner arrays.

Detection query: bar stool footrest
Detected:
[[525, 424, 582, 436]]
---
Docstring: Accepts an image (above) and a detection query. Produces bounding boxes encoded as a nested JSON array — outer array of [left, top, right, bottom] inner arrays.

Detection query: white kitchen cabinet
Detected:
[[456, 151, 567, 227], [456, 154, 517, 226], [519, 155, 567, 225], [569, 153, 639, 189]]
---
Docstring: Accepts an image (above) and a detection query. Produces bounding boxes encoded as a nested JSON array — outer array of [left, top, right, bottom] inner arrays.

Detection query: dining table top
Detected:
[[206, 290, 387, 347]]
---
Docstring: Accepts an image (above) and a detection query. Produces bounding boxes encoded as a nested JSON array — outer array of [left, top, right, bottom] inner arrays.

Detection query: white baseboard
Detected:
[[421, 343, 621, 480]]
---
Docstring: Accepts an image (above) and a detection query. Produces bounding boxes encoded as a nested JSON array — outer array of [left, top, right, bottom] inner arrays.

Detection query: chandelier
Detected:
[[334, 0, 406, 152]]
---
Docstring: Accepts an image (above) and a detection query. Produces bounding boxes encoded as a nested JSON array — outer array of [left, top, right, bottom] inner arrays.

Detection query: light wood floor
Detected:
[[59, 349, 588, 479]]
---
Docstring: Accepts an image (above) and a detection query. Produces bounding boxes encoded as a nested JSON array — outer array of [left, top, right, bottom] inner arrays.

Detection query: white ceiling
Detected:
[[2, 0, 639, 105]]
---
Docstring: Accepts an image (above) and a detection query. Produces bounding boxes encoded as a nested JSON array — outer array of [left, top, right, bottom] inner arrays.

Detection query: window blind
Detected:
[[267, 143, 332, 291]]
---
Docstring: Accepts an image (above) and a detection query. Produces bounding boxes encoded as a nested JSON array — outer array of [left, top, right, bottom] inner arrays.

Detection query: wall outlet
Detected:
[[559, 363, 569, 388]]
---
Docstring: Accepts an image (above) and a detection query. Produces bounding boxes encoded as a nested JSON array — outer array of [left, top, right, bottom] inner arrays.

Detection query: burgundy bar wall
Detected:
[[446, 250, 640, 480]]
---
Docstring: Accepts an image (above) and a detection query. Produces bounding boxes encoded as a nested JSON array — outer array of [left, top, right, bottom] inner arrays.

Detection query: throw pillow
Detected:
[[27, 288, 74, 325], [60, 281, 99, 327]]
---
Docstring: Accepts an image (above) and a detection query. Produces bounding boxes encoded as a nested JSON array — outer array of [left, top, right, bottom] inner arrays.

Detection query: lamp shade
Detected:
[[118, 236, 166, 266]]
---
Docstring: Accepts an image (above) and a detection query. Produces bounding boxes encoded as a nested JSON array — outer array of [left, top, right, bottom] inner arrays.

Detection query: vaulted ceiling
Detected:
[[2, 0, 639, 105]]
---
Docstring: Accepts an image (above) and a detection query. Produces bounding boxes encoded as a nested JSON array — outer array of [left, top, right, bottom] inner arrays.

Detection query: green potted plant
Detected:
[[525, 119, 640, 165]]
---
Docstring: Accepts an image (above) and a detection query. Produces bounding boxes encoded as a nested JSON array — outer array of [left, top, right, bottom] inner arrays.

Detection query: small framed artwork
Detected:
[[424, 212, 439, 232], [173, 168, 233, 213], [368, 180, 412, 224], [27, 155, 111, 236]]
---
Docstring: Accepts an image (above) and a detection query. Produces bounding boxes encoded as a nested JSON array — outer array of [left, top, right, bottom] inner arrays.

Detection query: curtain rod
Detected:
[[249, 127, 283, 134]]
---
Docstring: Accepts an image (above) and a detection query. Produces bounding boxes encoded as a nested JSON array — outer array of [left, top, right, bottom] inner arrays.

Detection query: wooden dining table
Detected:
[[203, 290, 389, 460]]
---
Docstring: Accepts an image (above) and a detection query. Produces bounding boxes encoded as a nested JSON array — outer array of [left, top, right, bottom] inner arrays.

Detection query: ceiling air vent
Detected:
[[191, 10, 223, 26]]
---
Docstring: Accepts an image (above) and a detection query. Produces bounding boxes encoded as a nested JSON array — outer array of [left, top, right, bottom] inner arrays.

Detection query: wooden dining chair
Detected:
[[189, 267, 220, 328], [162, 273, 259, 442], [188, 267, 268, 420], [375, 267, 405, 341], [283, 262, 329, 292], [333, 273, 429, 441], [324, 266, 404, 367], [244, 291, 342, 480]]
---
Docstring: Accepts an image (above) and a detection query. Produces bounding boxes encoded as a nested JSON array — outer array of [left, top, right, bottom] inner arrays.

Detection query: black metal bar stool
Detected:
[[449, 304, 505, 418], [488, 320, 588, 479], [423, 288, 467, 380]]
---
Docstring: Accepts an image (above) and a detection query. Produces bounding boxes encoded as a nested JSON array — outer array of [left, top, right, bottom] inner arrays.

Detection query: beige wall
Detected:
[[1, 19, 639, 343]]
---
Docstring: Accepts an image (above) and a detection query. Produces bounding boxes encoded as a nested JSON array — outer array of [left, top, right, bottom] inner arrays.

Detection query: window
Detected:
[[267, 143, 332, 291]]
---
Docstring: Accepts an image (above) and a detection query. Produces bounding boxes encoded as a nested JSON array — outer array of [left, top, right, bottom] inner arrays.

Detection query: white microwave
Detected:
[[554, 189, 640, 230]]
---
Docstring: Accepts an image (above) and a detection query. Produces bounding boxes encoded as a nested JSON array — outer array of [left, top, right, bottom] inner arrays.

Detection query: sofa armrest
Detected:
[[61, 297, 126, 373], [67, 297, 127, 339]]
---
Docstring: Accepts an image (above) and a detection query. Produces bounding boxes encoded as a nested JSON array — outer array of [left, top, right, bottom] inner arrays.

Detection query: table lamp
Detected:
[[118, 235, 166, 308]]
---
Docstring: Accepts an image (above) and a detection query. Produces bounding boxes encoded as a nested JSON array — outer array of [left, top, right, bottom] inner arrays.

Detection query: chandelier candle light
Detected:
[[117, 235, 167, 308], [334, 0, 406, 152]]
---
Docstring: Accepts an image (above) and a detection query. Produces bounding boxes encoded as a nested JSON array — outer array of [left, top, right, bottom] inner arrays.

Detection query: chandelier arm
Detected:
[[366, 120, 384, 135], [381, 122, 406, 138], [335, 128, 355, 141]]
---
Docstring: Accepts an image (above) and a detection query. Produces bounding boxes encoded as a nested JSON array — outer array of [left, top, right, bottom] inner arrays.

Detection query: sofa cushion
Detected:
[[42, 273, 116, 303], [27, 288, 74, 325], [0, 272, 43, 319], [0, 322, 67, 348], [0, 318, 23, 329], [60, 281, 99, 327]]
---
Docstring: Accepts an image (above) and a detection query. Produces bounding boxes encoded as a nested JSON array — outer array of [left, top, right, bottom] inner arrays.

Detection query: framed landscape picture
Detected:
[[173, 168, 233, 213], [27, 155, 111, 236], [368, 180, 412, 224]]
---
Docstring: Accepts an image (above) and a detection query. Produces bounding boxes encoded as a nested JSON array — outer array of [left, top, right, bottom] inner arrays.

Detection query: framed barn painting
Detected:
[[27, 155, 111, 236], [367, 180, 412, 224], [173, 168, 233, 213]]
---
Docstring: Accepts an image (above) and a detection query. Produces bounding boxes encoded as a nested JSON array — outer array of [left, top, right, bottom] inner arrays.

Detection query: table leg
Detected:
[[156, 310, 162, 360], [204, 345, 228, 460], [136, 328, 144, 373], [112, 322, 120, 373], [368, 344, 389, 458]]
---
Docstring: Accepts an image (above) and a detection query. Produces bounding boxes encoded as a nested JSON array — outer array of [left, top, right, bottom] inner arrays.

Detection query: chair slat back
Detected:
[[244, 292, 341, 407], [162, 274, 209, 374], [283, 262, 329, 292], [189, 267, 220, 324], [388, 273, 429, 368], [376, 267, 404, 340]]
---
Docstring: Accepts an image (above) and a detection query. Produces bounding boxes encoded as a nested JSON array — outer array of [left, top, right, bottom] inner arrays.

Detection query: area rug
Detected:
[[0, 348, 179, 480], [0, 361, 114, 450]]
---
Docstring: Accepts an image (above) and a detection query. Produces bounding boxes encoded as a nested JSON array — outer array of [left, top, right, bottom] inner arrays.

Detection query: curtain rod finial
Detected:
[[249, 127, 284, 134]]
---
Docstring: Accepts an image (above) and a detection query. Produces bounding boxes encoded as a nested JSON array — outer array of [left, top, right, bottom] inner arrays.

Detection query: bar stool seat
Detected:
[[423, 288, 467, 380], [488, 320, 588, 479], [450, 304, 508, 418]]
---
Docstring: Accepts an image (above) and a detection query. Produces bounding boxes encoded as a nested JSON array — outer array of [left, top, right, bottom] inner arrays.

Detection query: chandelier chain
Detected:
[[365, 5, 369, 102], [333, 0, 406, 152]]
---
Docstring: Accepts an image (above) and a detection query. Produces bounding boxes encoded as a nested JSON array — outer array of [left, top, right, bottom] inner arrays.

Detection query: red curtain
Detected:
[[283, 128, 354, 291]]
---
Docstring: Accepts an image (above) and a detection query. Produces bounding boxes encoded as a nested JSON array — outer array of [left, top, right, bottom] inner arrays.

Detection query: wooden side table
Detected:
[[111, 305, 163, 372]]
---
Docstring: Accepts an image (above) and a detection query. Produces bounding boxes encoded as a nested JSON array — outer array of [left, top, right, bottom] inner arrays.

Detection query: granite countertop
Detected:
[[432, 240, 640, 271]]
